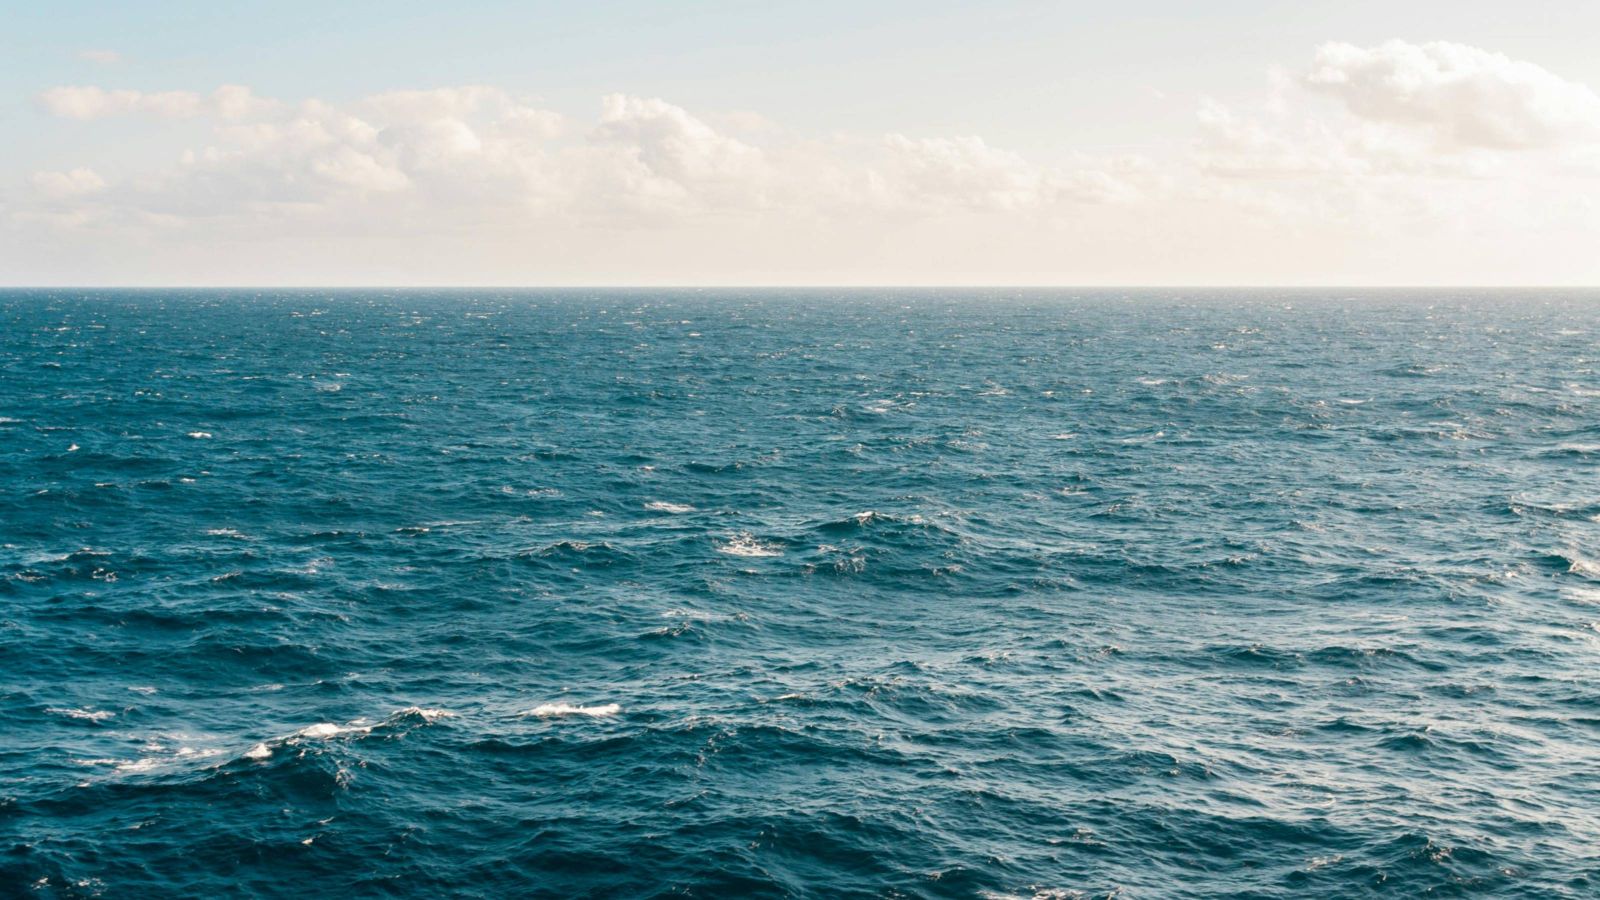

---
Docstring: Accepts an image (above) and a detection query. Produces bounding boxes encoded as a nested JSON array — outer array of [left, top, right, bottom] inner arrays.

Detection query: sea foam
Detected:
[[527, 702, 622, 718]]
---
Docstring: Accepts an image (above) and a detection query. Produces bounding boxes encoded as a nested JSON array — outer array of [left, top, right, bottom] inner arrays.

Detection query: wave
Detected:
[[715, 532, 783, 557], [646, 501, 695, 513], [46, 707, 115, 723], [526, 702, 622, 718], [100, 707, 455, 775]]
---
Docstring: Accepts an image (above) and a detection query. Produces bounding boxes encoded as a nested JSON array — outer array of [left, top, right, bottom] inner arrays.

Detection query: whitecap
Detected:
[[47, 707, 114, 722], [715, 532, 783, 557], [295, 722, 358, 740], [394, 706, 454, 723], [527, 702, 621, 718], [187, 431, 213, 439], [646, 501, 695, 513], [114, 758, 163, 774], [661, 607, 733, 622], [114, 745, 224, 775], [1562, 586, 1600, 604], [1565, 553, 1600, 579]]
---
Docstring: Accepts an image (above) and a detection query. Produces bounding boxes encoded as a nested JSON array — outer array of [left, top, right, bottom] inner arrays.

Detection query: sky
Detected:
[[4, 0, 1600, 286]]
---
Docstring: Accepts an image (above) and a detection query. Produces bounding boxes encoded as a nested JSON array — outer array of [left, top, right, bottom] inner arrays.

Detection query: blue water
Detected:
[[3, 289, 1599, 898]]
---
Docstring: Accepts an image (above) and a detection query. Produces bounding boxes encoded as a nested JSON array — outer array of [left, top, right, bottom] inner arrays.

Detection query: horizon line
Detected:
[[3, 284, 1599, 291]]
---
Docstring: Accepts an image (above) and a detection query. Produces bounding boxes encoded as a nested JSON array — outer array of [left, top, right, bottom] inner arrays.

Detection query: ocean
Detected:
[[2, 288, 1598, 898]]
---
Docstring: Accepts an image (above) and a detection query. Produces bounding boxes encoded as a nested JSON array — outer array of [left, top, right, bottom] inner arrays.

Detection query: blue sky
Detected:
[[5, 1, 1600, 284]]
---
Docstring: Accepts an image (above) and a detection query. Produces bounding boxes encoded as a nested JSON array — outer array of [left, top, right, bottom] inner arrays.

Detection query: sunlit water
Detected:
[[3, 289, 1599, 898]]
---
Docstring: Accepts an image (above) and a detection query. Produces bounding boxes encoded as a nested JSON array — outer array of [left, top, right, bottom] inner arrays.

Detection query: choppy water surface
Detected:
[[3, 289, 1600, 898]]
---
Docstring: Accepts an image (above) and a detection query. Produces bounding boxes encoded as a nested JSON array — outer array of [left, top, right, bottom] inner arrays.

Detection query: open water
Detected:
[[3, 289, 1599, 898]]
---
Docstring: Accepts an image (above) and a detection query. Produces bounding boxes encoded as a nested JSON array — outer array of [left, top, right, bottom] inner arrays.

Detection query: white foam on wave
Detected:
[[296, 722, 363, 740], [646, 501, 695, 513], [1565, 553, 1600, 578], [114, 744, 224, 775], [661, 607, 735, 622], [188, 431, 212, 439], [113, 758, 163, 774], [94, 706, 454, 780], [527, 702, 622, 718], [237, 707, 453, 762], [1562, 586, 1600, 604], [395, 706, 454, 723], [715, 532, 783, 557], [47, 707, 114, 722]]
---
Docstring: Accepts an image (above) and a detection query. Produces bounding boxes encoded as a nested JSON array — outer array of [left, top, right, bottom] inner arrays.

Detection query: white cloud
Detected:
[[24, 82, 1142, 227], [12, 40, 1600, 285], [38, 85, 285, 121], [880, 135, 1139, 211], [1198, 40, 1600, 189], [78, 50, 122, 65], [211, 85, 283, 121], [39, 86, 204, 120], [882, 135, 1046, 211], [1194, 98, 1492, 180], [32, 168, 106, 198], [1305, 40, 1600, 150], [585, 94, 771, 214], [1187, 40, 1600, 243]]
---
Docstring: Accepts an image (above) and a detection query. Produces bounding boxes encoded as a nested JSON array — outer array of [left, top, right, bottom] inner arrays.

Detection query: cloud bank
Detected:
[[8, 40, 1600, 284]]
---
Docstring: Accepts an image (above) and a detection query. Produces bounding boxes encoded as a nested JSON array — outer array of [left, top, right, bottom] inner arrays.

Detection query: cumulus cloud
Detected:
[[23, 83, 1135, 231], [31, 168, 106, 198], [39, 86, 205, 120], [1187, 39, 1600, 238], [14, 38, 1599, 286], [880, 135, 1139, 211], [1304, 40, 1600, 150], [882, 135, 1046, 211], [1198, 39, 1600, 184], [211, 85, 284, 121], [584, 94, 771, 214], [37, 84, 284, 122], [1194, 98, 1490, 180]]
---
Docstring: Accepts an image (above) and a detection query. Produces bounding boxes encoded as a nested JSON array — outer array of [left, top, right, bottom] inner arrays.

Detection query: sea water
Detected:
[[2, 289, 1598, 897]]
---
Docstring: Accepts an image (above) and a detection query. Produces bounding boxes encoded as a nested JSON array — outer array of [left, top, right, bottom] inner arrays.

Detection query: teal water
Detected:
[[3, 289, 1599, 898]]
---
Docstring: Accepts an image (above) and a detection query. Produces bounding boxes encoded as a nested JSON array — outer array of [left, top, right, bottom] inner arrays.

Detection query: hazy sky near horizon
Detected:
[[5, 0, 1600, 285]]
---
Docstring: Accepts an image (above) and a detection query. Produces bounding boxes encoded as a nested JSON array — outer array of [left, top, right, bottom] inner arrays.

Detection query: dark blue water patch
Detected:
[[3, 288, 1600, 898]]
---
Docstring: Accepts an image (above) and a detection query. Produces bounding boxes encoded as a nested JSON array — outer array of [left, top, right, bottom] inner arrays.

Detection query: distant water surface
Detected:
[[3, 288, 1599, 898]]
